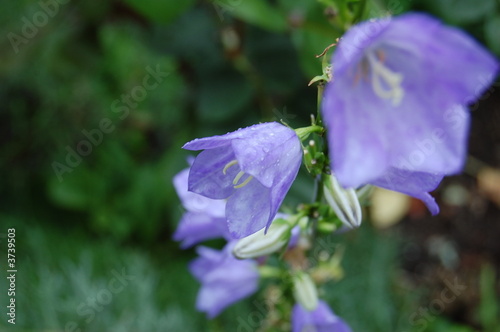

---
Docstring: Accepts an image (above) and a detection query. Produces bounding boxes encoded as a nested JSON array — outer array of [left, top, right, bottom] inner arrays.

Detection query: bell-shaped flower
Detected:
[[322, 13, 498, 214], [189, 242, 259, 318], [183, 122, 302, 238], [292, 300, 352, 332], [172, 168, 231, 248]]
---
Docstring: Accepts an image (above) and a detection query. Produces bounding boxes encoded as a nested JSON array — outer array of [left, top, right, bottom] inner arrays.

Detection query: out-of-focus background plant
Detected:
[[1, 0, 499, 331]]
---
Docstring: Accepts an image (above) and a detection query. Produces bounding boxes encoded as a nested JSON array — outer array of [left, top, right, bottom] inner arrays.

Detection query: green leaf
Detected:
[[292, 26, 337, 78], [424, 317, 476, 332], [246, 28, 303, 93], [197, 69, 253, 122], [429, 0, 496, 24], [47, 166, 105, 211], [478, 263, 500, 330], [219, 0, 288, 32], [122, 0, 196, 24], [485, 15, 500, 56]]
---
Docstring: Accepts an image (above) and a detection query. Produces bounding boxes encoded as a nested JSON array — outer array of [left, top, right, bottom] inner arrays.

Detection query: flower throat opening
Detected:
[[223, 160, 254, 189], [358, 49, 405, 106]]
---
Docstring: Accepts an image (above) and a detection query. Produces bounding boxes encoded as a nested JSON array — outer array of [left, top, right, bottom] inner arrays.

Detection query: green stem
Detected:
[[295, 125, 324, 141], [258, 266, 282, 279], [316, 82, 324, 125], [353, 0, 367, 23], [313, 175, 324, 204], [314, 80, 327, 203]]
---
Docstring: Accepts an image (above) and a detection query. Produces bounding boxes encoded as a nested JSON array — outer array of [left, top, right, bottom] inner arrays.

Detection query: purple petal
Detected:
[[196, 259, 259, 318], [231, 122, 302, 188], [226, 179, 271, 238], [183, 136, 232, 151], [189, 243, 259, 318], [371, 168, 443, 215], [382, 13, 499, 105], [173, 212, 230, 248], [288, 225, 301, 249], [173, 168, 226, 218], [292, 301, 352, 332], [189, 246, 223, 281], [183, 123, 282, 151], [188, 146, 238, 199], [323, 78, 389, 187], [334, 17, 392, 75]]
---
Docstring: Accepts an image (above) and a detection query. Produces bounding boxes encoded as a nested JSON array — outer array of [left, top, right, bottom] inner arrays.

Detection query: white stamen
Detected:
[[366, 51, 404, 106]]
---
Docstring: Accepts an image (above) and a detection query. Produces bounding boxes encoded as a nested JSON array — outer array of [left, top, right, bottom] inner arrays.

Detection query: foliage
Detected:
[[1, 0, 499, 331]]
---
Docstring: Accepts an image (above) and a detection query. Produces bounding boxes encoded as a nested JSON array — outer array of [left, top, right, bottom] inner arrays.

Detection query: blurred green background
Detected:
[[1, 0, 500, 331]]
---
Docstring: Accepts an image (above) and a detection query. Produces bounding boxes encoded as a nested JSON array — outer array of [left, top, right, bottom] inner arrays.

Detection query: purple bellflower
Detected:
[[322, 13, 498, 214], [189, 242, 259, 318], [172, 168, 231, 248], [292, 300, 352, 332], [183, 122, 302, 238]]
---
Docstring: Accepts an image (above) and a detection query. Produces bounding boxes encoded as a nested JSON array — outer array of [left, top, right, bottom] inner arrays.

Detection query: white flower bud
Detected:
[[293, 272, 318, 311], [323, 174, 362, 228], [233, 219, 291, 259]]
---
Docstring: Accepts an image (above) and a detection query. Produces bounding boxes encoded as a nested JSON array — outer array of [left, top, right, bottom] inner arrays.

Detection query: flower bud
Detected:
[[323, 174, 362, 228], [292, 272, 318, 311], [233, 219, 291, 259]]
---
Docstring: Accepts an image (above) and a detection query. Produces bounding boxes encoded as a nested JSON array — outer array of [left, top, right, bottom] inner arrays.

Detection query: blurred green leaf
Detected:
[[292, 25, 336, 78], [225, 0, 288, 32], [246, 28, 304, 93], [122, 0, 197, 24], [485, 15, 500, 56], [478, 263, 500, 330], [422, 317, 477, 332], [286, 2, 340, 78], [428, 0, 496, 24], [197, 69, 253, 122]]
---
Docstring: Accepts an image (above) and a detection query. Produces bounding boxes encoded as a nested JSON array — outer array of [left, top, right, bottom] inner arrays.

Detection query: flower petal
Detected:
[[189, 246, 223, 281], [173, 212, 229, 249], [196, 260, 258, 318], [371, 168, 443, 215], [334, 17, 391, 75], [381, 13, 499, 105], [226, 179, 271, 238], [183, 123, 282, 151], [189, 243, 259, 319], [188, 146, 238, 199], [323, 79, 390, 187], [173, 168, 226, 218], [231, 122, 302, 188], [292, 301, 352, 332]]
